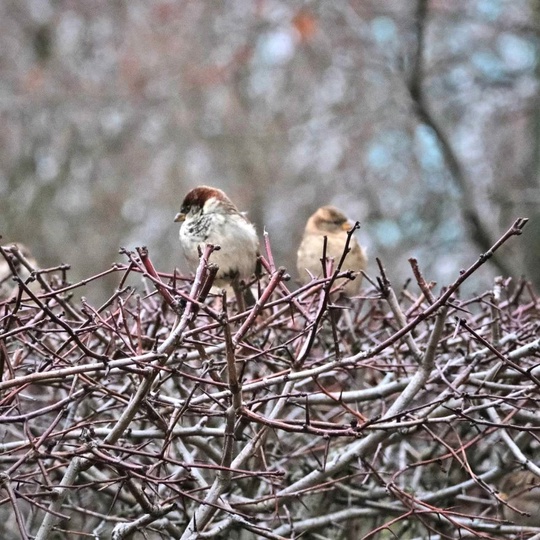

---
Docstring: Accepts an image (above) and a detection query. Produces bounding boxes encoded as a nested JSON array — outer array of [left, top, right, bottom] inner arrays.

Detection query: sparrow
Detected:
[[0, 243, 39, 300], [297, 206, 367, 297], [499, 470, 540, 527], [174, 186, 259, 305]]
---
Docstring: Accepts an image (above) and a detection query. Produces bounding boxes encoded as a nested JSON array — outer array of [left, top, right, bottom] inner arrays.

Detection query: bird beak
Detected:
[[174, 212, 186, 223], [341, 220, 354, 231]]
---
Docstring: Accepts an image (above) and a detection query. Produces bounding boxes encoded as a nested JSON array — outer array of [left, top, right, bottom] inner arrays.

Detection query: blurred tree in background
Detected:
[[0, 0, 538, 301]]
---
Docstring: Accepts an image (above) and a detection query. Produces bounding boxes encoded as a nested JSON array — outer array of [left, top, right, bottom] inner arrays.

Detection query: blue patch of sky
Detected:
[[415, 126, 462, 198], [415, 125, 443, 172], [497, 33, 536, 71], [445, 26, 472, 57], [471, 50, 506, 81], [366, 143, 389, 171], [372, 219, 402, 248], [254, 30, 295, 66], [476, 0, 503, 22], [446, 65, 474, 93], [370, 17, 397, 46], [399, 209, 425, 237], [366, 130, 410, 174], [437, 218, 462, 244]]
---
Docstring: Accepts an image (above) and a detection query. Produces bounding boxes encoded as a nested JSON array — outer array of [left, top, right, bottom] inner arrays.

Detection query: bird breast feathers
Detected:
[[180, 208, 258, 277], [301, 231, 362, 264]]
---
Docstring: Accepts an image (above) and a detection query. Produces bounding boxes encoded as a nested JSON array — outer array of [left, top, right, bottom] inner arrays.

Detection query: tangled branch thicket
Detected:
[[0, 218, 539, 540]]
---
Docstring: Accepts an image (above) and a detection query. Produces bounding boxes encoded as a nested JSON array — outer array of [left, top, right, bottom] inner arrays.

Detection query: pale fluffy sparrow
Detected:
[[174, 186, 259, 303], [297, 206, 367, 297], [499, 470, 540, 526]]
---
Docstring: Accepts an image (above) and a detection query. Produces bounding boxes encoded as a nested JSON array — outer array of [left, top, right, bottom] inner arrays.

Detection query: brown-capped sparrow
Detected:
[[297, 206, 367, 297], [174, 186, 259, 305], [499, 470, 540, 526], [0, 243, 39, 300]]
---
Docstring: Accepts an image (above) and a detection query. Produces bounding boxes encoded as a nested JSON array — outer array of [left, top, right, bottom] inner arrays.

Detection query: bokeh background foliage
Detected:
[[0, 0, 539, 297]]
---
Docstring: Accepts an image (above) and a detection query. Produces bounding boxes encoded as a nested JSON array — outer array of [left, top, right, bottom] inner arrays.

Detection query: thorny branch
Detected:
[[0, 220, 538, 539]]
